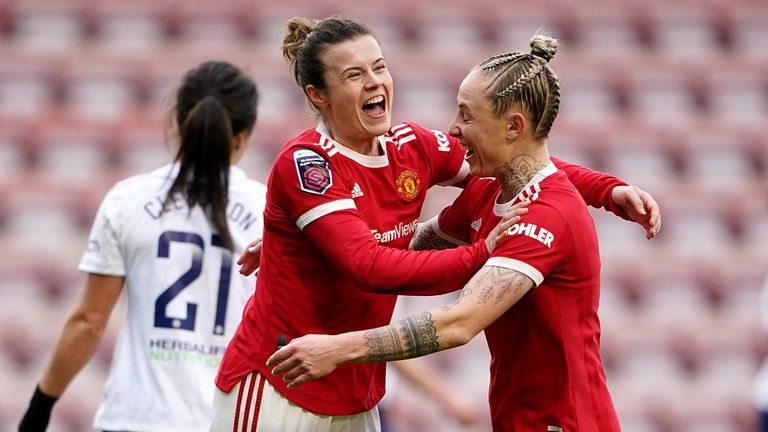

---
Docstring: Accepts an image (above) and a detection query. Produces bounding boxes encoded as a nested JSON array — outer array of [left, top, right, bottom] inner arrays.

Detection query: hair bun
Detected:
[[282, 17, 316, 63], [529, 34, 558, 62]]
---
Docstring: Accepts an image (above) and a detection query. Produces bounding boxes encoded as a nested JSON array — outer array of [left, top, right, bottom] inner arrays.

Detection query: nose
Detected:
[[448, 116, 461, 138], [364, 71, 383, 89]]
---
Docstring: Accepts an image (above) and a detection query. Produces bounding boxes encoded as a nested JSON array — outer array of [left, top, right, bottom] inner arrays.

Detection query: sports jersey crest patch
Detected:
[[294, 149, 332, 194], [395, 169, 420, 201]]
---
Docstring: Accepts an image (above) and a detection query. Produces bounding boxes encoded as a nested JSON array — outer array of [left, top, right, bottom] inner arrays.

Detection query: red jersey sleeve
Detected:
[[272, 147, 356, 227], [272, 142, 488, 296], [551, 157, 630, 221], [390, 123, 470, 187], [436, 188, 473, 245], [486, 199, 570, 286], [303, 210, 489, 295]]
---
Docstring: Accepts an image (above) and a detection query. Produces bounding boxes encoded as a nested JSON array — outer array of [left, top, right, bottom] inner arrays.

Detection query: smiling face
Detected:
[[308, 35, 393, 150], [448, 71, 516, 178]]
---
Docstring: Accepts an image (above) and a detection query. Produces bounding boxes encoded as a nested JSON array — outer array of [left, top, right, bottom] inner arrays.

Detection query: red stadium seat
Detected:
[[731, 4, 768, 61], [624, 61, 700, 126], [648, 4, 723, 62], [558, 62, 623, 127], [571, 3, 644, 56], [703, 64, 768, 128]]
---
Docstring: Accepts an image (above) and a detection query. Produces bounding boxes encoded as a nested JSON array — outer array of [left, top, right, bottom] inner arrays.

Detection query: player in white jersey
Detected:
[[19, 61, 265, 432], [754, 274, 768, 431]]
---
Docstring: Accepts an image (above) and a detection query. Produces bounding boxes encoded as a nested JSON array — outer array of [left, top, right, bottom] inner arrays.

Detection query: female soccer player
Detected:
[[215, 17, 658, 432], [268, 34, 636, 431], [19, 61, 266, 432]]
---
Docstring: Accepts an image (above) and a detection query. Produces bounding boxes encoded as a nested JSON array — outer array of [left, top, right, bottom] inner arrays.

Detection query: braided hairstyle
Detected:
[[476, 34, 561, 139]]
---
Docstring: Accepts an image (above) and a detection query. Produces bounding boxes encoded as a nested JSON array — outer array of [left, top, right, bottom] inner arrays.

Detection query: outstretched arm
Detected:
[[267, 266, 534, 387], [20, 274, 123, 431], [410, 201, 530, 251], [300, 207, 522, 296], [552, 157, 661, 239], [611, 185, 661, 239]]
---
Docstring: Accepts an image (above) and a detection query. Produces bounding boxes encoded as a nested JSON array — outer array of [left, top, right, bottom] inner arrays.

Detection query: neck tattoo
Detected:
[[499, 154, 548, 199]]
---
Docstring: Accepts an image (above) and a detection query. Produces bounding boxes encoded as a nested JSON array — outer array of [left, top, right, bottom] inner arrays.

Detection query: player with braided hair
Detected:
[[268, 34, 629, 431]]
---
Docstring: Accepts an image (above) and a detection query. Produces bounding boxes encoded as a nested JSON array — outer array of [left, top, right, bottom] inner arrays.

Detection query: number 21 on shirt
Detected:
[[153, 230, 232, 336]]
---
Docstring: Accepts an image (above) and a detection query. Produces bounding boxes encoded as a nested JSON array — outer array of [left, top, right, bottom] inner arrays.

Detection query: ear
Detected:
[[506, 112, 526, 140], [233, 131, 249, 151], [306, 85, 329, 109]]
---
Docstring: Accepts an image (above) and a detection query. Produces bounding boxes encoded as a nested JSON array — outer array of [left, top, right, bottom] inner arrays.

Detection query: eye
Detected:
[[375, 64, 387, 72], [346, 71, 362, 80]]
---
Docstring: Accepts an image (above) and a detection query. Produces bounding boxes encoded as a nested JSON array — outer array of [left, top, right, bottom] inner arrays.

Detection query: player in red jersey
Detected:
[[216, 17, 659, 432], [268, 34, 644, 431]]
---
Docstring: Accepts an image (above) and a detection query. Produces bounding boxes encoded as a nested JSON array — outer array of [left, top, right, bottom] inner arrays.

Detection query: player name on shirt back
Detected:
[[142, 195, 260, 230]]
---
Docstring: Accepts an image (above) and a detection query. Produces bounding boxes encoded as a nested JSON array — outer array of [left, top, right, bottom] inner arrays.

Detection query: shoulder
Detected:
[[105, 166, 170, 201], [280, 127, 345, 160], [230, 167, 268, 197], [273, 129, 338, 169], [388, 122, 451, 152], [464, 176, 496, 192], [269, 141, 338, 198], [448, 178, 496, 217], [89, 167, 167, 227], [230, 166, 266, 188], [527, 172, 587, 221]]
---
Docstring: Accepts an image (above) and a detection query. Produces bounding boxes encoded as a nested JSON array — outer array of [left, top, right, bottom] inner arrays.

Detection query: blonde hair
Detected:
[[476, 34, 561, 139]]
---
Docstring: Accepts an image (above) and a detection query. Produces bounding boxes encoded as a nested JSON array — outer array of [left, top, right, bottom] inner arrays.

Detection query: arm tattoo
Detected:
[[361, 326, 405, 362], [441, 286, 473, 312], [362, 269, 531, 362], [498, 153, 549, 198], [410, 222, 457, 251], [446, 267, 531, 310], [363, 312, 439, 361], [473, 267, 531, 305]]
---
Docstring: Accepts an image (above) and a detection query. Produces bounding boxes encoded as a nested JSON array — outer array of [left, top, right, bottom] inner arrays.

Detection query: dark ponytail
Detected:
[[164, 61, 258, 251]]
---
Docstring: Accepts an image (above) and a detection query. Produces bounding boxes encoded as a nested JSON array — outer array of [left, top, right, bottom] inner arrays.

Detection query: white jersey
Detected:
[[79, 163, 266, 432]]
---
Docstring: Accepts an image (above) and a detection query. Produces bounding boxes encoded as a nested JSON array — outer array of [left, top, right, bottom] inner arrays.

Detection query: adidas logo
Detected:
[[351, 183, 364, 198], [471, 218, 482, 231]]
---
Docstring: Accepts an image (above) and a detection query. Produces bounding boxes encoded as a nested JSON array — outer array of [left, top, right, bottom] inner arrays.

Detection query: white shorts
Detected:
[[210, 371, 381, 432]]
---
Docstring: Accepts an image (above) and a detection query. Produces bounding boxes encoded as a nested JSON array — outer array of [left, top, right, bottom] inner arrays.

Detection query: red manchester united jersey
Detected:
[[216, 121, 493, 415], [438, 163, 621, 431]]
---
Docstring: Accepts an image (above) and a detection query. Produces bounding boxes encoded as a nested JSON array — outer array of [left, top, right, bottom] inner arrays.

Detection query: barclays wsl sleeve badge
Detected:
[[294, 149, 333, 194], [395, 169, 420, 201]]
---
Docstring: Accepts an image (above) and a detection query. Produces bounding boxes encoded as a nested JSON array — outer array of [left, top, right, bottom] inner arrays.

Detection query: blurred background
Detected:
[[0, 0, 766, 431]]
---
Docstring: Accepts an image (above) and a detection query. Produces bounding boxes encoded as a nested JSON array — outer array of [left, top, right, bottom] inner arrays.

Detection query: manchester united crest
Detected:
[[395, 170, 420, 201]]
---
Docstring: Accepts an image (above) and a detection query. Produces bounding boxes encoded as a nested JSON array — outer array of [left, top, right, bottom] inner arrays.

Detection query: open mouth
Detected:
[[362, 95, 386, 117], [462, 144, 476, 159]]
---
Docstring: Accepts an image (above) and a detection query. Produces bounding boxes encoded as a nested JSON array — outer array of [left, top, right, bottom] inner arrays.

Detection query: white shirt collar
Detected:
[[315, 120, 389, 168]]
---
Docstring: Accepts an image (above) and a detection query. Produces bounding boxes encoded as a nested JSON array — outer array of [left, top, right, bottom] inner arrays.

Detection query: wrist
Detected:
[[32, 385, 59, 408], [341, 332, 368, 363], [479, 237, 492, 257], [19, 385, 58, 431], [609, 184, 623, 203]]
